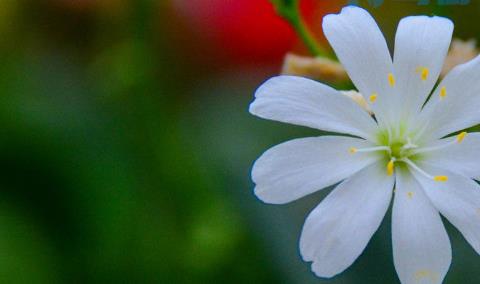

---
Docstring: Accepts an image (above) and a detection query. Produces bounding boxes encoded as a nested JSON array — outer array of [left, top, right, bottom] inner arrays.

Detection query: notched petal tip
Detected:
[[248, 99, 261, 117], [299, 235, 336, 277], [311, 261, 342, 279], [322, 5, 370, 28], [340, 5, 370, 16], [252, 185, 272, 204], [300, 243, 344, 278], [299, 222, 319, 262], [431, 14, 454, 28], [250, 150, 297, 205], [397, 15, 454, 41], [399, 14, 453, 25], [398, 15, 454, 40], [249, 75, 294, 116], [253, 185, 294, 205]]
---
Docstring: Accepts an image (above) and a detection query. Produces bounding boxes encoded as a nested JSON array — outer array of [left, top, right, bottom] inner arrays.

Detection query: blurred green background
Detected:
[[1, 0, 479, 283]]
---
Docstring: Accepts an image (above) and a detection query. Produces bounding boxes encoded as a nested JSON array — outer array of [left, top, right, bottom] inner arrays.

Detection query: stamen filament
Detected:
[[411, 132, 467, 155], [349, 146, 391, 154], [410, 142, 454, 155], [401, 158, 447, 182], [401, 158, 433, 178]]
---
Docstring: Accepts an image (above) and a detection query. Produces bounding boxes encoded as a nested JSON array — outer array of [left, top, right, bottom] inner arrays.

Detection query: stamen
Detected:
[[401, 158, 447, 182], [434, 176, 448, 182], [407, 191, 414, 199], [411, 132, 468, 155], [457, 131, 467, 143], [440, 86, 447, 100], [387, 158, 395, 176], [349, 146, 390, 154], [369, 93, 378, 103], [388, 73, 395, 87], [416, 67, 429, 81]]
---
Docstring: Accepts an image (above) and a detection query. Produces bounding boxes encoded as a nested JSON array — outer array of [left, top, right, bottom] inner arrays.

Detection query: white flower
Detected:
[[249, 6, 480, 284]]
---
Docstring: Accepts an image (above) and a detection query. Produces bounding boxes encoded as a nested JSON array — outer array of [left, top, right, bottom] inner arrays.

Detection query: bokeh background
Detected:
[[1, 0, 480, 283]]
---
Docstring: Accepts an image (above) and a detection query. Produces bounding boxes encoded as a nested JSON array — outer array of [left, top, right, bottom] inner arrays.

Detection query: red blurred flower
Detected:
[[172, 0, 341, 64]]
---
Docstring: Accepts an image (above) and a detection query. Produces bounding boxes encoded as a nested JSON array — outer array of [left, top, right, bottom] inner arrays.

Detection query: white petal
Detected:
[[419, 55, 480, 140], [420, 132, 480, 179], [412, 163, 480, 255], [392, 167, 451, 284], [299, 162, 394, 277], [249, 76, 378, 141], [252, 136, 381, 204], [322, 6, 393, 126], [392, 15, 453, 121]]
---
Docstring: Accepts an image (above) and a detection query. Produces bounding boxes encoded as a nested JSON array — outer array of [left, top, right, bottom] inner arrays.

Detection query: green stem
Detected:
[[289, 11, 326, 57], [272, 0, 328, 57]]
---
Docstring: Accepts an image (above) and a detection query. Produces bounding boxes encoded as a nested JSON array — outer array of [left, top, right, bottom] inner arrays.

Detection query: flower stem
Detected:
[[271, 0, 328, 57]]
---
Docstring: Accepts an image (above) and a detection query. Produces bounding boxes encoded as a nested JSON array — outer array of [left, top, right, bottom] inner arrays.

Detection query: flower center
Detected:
[[389, 141, 408, 159], [349, 129, 468, 182]]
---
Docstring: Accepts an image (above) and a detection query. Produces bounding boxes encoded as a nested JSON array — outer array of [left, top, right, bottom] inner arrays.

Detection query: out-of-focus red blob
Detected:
[[172, 0, 340, 64]]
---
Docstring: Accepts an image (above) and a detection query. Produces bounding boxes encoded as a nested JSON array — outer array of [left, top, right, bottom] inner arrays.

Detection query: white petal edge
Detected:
[[420, 132, 480, 180], [249, 76, 378, 141], [418, 55, 480, 140], [412, 163, 480, 255], [252, 136, 381, 204], [299, 162, 394, 277], [392, 167, 451, 284], [392, 15, 453, 122], [322, 6, 394, 126]]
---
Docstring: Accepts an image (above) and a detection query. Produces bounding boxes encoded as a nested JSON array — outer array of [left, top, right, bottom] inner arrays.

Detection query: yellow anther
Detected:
[[440, 86, 447, 100], [416, 67, 429, 81], [457, 131, 467, 143], [416, 270, 429, 278], [415, 270, 438, 281], [349, 147, 357, 154], [421, 68, 429, 80], [387, 160, 395, 176], [407, 191, 414, 199], [369, 93, 378, 103], [388, 73, 395, 87], [434, 176, 448, 182]]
